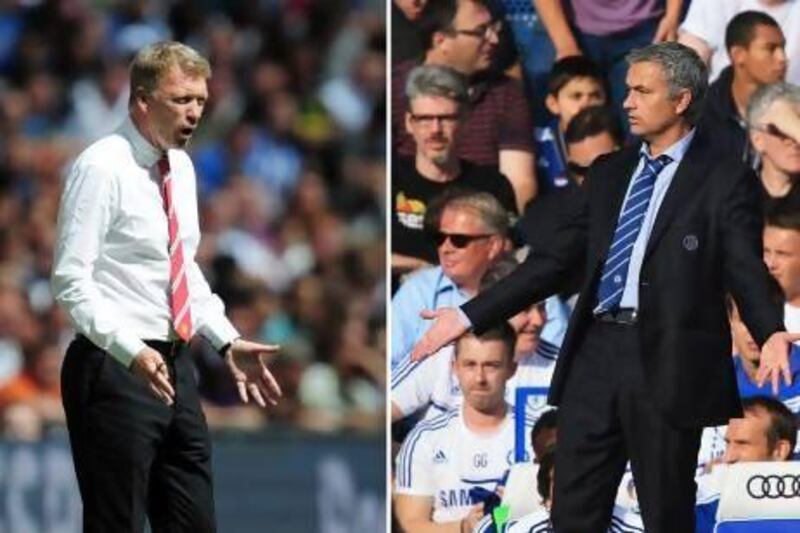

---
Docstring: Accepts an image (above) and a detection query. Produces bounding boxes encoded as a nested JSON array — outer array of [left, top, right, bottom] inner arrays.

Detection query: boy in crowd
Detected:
[[534, 56, 606, 192]]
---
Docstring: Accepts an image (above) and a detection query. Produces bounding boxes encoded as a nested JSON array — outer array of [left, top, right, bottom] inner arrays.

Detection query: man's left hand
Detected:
[[757, 332, 800, 394], [224, 339, 282, 407]]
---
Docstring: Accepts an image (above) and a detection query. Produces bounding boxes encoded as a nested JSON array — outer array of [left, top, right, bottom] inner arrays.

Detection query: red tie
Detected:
[[157, 156, 193, 341]]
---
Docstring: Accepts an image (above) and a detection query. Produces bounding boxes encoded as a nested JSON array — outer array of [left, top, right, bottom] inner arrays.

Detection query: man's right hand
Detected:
[[130, 347, 175, 406], [410, 307, 469, 362]]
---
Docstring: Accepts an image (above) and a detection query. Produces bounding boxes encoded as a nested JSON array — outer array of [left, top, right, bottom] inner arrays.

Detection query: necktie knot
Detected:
[[157, 156, 170, 179], [645, 153, 672, 174]]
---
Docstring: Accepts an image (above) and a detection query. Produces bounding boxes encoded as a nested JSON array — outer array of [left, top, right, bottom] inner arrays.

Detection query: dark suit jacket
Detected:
[[462, 128, 784, 428]]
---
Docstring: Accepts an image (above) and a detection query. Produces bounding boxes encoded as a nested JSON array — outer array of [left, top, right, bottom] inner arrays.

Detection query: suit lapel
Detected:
[[643, 131, 708, 261], [598, 147, 641, 244]]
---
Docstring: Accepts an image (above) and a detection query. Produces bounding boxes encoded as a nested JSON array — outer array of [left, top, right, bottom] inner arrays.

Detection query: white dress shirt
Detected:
[[52, 117, 239, 367]]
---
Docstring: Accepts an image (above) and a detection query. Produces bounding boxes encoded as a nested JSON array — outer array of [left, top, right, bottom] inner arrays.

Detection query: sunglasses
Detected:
[[433, 231, 494, 248], [567, 161, 590, 176]]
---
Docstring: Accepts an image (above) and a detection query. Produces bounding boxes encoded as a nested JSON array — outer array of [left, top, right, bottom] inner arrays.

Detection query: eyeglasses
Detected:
[[433, 231, 494, 248], [751, 123, 798, 145], [408, 113, 460, 128], [567, 161, 590, 176], [449, 20, 503, 40]]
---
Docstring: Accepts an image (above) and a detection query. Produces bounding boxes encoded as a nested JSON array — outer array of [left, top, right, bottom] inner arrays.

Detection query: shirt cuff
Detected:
[[197, 316, 240, 352], [456, 306, 473, 329], [107, 332, 148, 368]]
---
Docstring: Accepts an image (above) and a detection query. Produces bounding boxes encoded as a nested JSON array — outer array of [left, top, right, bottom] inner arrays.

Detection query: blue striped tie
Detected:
[[595, 154, 672, 313]]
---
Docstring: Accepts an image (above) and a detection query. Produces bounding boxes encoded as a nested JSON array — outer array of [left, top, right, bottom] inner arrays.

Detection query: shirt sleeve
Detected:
[[391, 348, 447, 417], [679, 0, 719, 51], [391, 278, 424, 368], [497, 80, 534, 153], [51, 161, 148, 367], [395, 426, 436, 496]]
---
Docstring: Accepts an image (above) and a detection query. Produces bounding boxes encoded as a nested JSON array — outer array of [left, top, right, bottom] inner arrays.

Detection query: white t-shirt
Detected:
[[784, 302, 800, 335], [395, 405, 532, 524], [679, 0, 800, 84]]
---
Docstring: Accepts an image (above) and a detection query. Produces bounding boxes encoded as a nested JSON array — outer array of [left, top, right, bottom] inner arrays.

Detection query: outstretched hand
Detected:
[[757, 331, 800, 394], [225, 339, 282, 407], [410, 307, 469, 362]]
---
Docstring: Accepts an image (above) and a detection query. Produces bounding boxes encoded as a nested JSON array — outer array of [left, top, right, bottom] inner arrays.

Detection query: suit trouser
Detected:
[[551, 321, 702, 533], [61, 335, 216, 533]]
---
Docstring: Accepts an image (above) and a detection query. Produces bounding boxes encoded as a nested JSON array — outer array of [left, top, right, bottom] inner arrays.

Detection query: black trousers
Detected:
[[61, 335, 216, 533], [551, 322, 702, 533]]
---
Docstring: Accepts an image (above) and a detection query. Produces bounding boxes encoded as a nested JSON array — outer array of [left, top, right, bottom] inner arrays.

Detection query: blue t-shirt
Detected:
[[534, 122, 570, 193]]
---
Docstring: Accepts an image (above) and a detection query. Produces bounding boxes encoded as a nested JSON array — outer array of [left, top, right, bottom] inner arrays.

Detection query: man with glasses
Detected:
[[393, 64, 515, 279], [391, 0, 537, 211], [747, 82, 800, 207], [391, 190, 508, 372]]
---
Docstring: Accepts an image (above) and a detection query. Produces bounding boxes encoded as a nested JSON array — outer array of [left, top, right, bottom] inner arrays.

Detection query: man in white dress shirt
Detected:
[[51, 41, 281, 532]]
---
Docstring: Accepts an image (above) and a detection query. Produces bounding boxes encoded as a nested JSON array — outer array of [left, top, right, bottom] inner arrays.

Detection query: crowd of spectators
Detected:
[[391, 0, 800, 531], [0, 0, 386, 439]]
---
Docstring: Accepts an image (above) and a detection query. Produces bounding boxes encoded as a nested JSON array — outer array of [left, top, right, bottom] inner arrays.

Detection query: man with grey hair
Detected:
[[411, 42, 797, 532], [392, 64, 515, 278], [52, 41, 282, 531], [747, 82, 800, 206], [392, 189, 509, 372]]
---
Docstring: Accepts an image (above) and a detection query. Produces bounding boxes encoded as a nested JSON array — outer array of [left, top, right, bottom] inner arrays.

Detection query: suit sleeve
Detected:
[[721, 163, 784, 346], [463, 187, 587, 334]]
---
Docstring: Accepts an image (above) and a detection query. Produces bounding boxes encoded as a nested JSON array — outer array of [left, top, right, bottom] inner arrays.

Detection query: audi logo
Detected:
[[746, 475, 800, 499]]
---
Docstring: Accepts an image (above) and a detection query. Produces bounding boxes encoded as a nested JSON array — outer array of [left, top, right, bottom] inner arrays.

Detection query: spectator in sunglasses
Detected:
[[747, 82, 800, 209], [564, 105, 623, 186], [392, 64, 516, 281], [391, 190, 508, 371]]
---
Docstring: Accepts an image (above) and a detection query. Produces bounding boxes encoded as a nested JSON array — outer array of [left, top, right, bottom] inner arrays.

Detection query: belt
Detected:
[[144, 339, 186, 358], [594, 308, 638, 325]]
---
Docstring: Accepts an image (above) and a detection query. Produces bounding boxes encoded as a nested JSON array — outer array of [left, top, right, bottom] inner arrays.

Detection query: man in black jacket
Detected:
[[410, 42, 798, 533], [697, 10, 786, 167]]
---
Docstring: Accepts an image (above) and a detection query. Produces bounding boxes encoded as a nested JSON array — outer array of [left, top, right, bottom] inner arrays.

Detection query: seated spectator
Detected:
[[530, 408, 557, 463], [391, 190, 508, 370], [392, 255, 568, 423], [392, 0, 537, 210], [747, 82, 800, 207], [562, 105, 623, 186], [517, 105, 621, 296], [532, 0, 682, 134], [763, 205, 800, 333], [697, 11, 787, 167], [727, 296, 800, 411], [695, 396, 797, 533], [679, 0, 800, 85], [392, 64, 516, 277], [394, 324, 530, 532], [535, 56, 606, 192]]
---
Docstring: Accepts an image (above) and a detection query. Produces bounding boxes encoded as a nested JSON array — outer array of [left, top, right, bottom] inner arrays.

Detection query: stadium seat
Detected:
[[715, 461, 800, 532]]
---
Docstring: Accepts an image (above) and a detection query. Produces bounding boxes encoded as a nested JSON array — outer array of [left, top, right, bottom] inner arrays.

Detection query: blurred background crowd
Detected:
[[0, 0, 386, 440]]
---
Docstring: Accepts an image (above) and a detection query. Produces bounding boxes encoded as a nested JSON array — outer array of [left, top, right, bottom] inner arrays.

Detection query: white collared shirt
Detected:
[[51, 117, 238, 367]]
